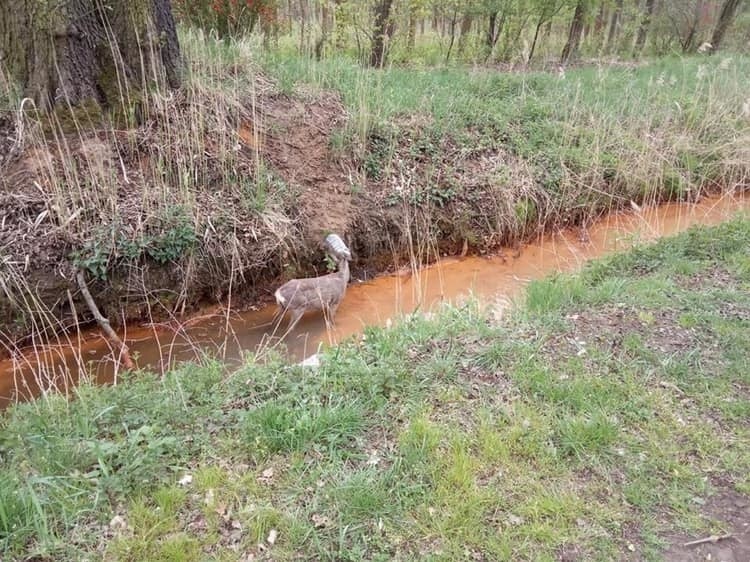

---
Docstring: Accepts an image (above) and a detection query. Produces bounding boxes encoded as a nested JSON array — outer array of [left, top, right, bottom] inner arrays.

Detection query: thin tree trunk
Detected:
[[710, 0, 743, 52], [528, 18, 545, 64], [682, 1, 705, 52], [633, 0, 656, 56], [287, 0, 294, 34], [561, 1, 586, 64], [457, 13, 473, 55], [485, 11, 506, 61], [370, 0, 394, 67], [594, 4, 607, 35], [605, 0, 624, 53], [407, 1, 418, 48], [487, 11, 499, 49], [445, 8, 459, 62], [299, 0, 308, 55], [333, 0, 346, 50], [314, 0, 331, 59], [0, 0, 181, 111]]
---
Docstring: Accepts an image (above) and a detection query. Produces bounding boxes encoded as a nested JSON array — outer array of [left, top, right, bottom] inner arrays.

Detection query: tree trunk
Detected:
[[445, 8, 459, 62], [594, 4, 607, 35], [561, 1, 586, 64], [407, 1, 418, 48], [370, 0, 394, 67], [299, 0, 309, 55], [485, 10, 506, 61], [487, 11, 499, 49], [0, 0, 181, 112], [457, 13, 473, 55], [682, 1, 705, 52], [333, 0, 347, 50], [605, 0, 624, 53], [314, 0, 331, 59], [528, 17, 545, 64], [633, 0, 656, 56], [710, 0, 743, 52]]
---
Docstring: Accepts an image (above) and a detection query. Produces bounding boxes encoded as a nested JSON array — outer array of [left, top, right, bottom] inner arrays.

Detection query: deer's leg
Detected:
[[322, 303, 339, 330], [271, 306, 285, 330], [286, 308, 304, 334]]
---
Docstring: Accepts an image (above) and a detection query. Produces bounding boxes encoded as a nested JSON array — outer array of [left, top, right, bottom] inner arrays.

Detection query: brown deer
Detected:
[[273, 235, 351, 335]]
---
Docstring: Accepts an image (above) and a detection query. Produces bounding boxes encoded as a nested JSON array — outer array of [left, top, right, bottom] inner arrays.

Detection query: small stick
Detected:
[[76, 270, 135, 370], [683, 533, 733, 547]]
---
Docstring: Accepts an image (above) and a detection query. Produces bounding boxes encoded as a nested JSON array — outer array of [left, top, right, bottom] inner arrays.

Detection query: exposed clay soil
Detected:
[[0, 81, 361, 355]]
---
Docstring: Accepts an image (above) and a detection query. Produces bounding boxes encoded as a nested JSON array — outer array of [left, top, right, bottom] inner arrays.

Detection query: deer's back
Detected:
[[276, 272, 346, 310]]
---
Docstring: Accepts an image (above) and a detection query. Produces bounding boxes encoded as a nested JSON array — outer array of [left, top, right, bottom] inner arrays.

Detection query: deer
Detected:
[[273, 234, 352, 336]]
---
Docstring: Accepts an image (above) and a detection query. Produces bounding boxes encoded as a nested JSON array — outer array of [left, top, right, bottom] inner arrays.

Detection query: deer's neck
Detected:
[[338, 259, 350, 284]]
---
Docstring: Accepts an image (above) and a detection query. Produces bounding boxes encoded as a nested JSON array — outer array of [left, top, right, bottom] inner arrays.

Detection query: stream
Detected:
[[1, 192, 748, 408]]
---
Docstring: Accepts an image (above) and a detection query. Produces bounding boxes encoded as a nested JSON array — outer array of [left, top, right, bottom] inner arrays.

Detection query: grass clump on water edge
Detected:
[[2, 218, 750, 560]]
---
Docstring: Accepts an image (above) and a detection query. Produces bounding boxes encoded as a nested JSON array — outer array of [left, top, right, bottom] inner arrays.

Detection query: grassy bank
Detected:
[[2, 218, 749, 560], [264, 52, 750, 241]]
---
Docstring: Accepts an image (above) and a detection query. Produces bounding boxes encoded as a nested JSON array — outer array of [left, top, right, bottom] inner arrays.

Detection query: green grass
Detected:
[[2, 218, 749, 560], [260, 52, 749, 184], [257, 49, 750, 256]]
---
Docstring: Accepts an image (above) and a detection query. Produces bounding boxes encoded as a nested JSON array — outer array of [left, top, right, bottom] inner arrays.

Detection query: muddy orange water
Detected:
[[2, 192, 749, 407]]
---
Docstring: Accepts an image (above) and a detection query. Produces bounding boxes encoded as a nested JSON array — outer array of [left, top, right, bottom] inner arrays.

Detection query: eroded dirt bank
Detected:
[[1, 72, 748, 358], [2, 191, 749, 407]]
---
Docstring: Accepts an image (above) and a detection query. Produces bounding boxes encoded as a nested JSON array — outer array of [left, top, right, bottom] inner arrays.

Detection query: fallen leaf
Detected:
[[109, 515, 128, 530], [215, 502, 229, 520], [267, 528, 278, 545], [258, 467, 274, 484], [311, 513, 330, 528]]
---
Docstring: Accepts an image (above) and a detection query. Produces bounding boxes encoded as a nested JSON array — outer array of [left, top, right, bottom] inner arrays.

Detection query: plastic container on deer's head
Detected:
[[324, 233, 351, 261]]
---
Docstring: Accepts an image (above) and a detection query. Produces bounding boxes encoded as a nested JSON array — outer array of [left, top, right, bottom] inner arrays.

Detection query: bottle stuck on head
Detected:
[[273, 234, 352, 336]]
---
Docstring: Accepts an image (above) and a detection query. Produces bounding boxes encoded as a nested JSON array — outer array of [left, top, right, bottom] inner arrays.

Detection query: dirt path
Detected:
[[663, 485, 750, 562]]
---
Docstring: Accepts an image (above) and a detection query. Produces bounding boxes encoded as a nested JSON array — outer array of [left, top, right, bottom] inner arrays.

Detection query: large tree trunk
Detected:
[[633, 0, 656, 57], [561, 1, 586, 64], [370, 0, 394, 67], [710, 0, 743, 52], [0, 0, 181, 112]]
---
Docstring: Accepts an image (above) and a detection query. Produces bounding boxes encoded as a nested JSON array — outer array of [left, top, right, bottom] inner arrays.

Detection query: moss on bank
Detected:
[[2, 218, 749, 560]]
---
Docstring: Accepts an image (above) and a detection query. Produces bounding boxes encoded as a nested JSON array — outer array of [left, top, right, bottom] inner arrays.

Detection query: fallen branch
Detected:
[[683, 533, 733, 547], [76, 270, 135, 370]]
